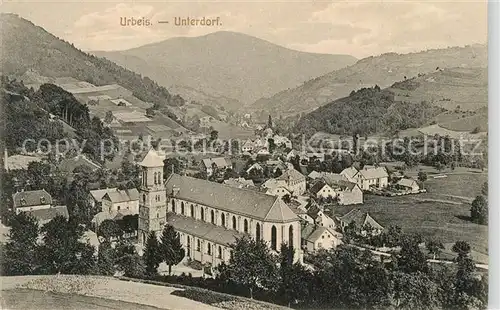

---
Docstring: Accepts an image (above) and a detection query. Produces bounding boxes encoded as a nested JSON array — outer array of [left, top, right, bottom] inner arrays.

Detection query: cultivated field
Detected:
[[334, 192, 488, 257]]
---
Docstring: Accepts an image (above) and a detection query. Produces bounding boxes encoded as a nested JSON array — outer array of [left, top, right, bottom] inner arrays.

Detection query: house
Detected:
[[273, 135, 292, 149], [25, 205, 69, 225], [305, 202, 336, 229], [12, 189, 53, 214], [340, 166, 389, 190], [340, 167, 359, 183], [255, 147, 270, 156], [301, 224, 341, 252], [223, 178, 256, 190], [309, 180, 336, 199], [308, 171, 323, 180], [88, 188, 118, 209], [265, 186, 292, 198], [162, 173, 303, 266], [276, 168, 306, 195], [102, 188, 140, 214], [335, 181, 364, 205], [396, 178, 420, 192], [286, 150, 299, 161], [200, 157, 231, 176], [246, 163, 263, 174], [241, 140, 255, 152], [338, 209, 384, 236], [356, 166, 389, 190]]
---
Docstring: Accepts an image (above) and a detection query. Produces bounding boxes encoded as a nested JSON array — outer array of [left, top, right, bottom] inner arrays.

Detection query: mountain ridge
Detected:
[[92, 31, 357, 105]]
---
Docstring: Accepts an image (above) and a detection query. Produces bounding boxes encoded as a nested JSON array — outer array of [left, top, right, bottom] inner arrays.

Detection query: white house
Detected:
[[356, 166, 389, 190], [102, 188, 140, 214], [12, 189, 53, 214], [301, 224, 341, 252], [276, 168, 306, 195]]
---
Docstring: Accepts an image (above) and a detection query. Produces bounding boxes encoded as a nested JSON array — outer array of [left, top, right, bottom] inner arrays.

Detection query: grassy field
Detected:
[[424, 172, 487, 199], [334, 193, 488, 256]]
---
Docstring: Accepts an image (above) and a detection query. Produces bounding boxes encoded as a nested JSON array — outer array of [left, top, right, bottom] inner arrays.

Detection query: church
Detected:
[[138, 148, 303, 266]]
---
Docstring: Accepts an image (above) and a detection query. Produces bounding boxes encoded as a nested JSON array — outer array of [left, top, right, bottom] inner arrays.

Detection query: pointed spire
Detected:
[[139, 147, 164, 168]]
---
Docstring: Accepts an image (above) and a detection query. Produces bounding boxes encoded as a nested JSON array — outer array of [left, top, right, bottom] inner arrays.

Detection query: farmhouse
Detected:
[[338, 209, 384, 236], [200, 157, 231, 176], [12, 189, 53, 214], [241, 139, 255, 152], [306, 203, 336, 229], [275, 168, 306, 195], [88, 187, 118, 209], [309, 180, 336, 199], [102, 188, 140, 214], [356, 166, 389, 190], [396, 178, 420, 192], [301, 224, 341, 252]]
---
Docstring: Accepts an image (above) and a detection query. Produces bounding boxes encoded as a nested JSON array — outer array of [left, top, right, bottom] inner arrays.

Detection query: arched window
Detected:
[[207, 242, 212, 255], [232, 216, 237, 230], [218, 246, 222, 259], [190, 205, 194, 217], [221, 213, 225, 227], [244, 219, 248, 233], [158, 172, 162, 184], [211, 210, 215, 224], [143, 194, 146, 203], [256, 223, 261, 241], [154, 172, 158, 185], [289, 225, 294, 247], [187, 237, 191, 257], [172, 200, 176, 213], [201, 208, 205, 221], [197, 239, 201, 251], [271, 225, 277, 251], [181, 202, 185, 215]]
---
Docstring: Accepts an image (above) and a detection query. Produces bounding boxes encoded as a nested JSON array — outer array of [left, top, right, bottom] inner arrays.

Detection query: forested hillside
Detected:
[[0, 13, 182, 110], [1, 76, 117, 163], [293, 85, 444, 137]]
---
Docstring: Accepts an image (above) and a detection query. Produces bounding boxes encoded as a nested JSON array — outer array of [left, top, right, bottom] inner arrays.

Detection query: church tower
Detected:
[[138, 148, 167, 245]]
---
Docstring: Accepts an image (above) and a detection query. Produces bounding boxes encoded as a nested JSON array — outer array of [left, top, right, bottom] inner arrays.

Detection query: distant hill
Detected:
[[291, 67, 488, 138], [0, 13, 180, 109], [251, 44, 487, 118], [92, 31, 357, 105]]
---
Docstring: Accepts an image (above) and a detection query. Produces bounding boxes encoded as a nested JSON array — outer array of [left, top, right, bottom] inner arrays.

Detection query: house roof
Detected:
[[397, 178, 418, 188], [277, 168, 305, 183], [338, 209, 384, 230], [167, 213, 247, 246], [223, 178, 256, 189], [58, 154, 101, 173], [12, 189, 52, 209], [103, 188, 139, 203], [340, 167, 359, 180], [202, 157, 230, 169], [89, 188, 118, 202], [308, 171, 322, 179], [165, 174, 299, 223], [309, 180, 332, 195], [139, 148, 165, 167], [306, 202, 322, 219], [261, 178, 287, 189], [358, 167, 389, 180], [301, 224, 339, 243], [25, 205, 69, 223]]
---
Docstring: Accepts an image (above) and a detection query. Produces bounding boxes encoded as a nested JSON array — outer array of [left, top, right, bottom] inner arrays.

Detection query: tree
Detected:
[[97, 219, 122, 243], [38, 216, 96, 275], [159, 225, 185, 275], [267, 138, 276, 154], [143, 231, 162, 276], [470, 195, 488, 225], [396, 235, 428, 273], [418, 171, 427, 183], [164, 157, 181, 177], [104, 110, 114, 124], [268, 114, 273, 129], [426, 239, 445, 260], [210, 130, 219, 141], [97, 241, 115, 276], [115, 240, 145, 278], [217, 236, 279, 299], [481, 182, 488, 196], [2, 212, 40, 275]]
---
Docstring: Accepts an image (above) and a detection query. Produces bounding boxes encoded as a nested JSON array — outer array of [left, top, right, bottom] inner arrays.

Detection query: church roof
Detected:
[[165, 174, 299, 223], [139, 148, 165, 167]]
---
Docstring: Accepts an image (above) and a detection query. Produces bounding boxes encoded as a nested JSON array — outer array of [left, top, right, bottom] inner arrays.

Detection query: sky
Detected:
[[1, 0, 488, 58]]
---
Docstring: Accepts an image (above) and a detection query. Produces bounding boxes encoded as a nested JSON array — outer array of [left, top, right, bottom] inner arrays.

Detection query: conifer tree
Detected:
[[160, 225, 185, 275]]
